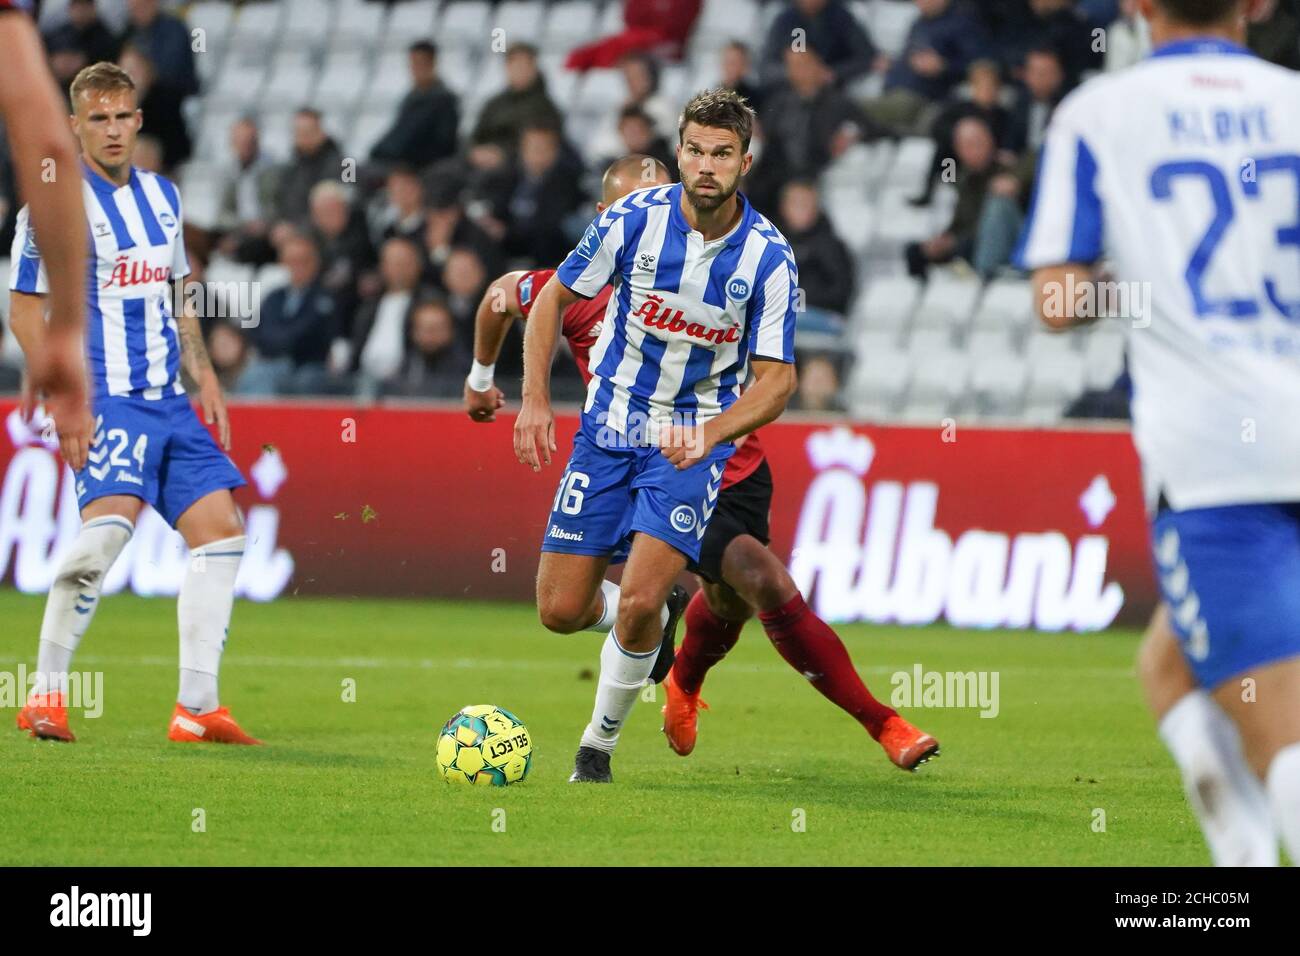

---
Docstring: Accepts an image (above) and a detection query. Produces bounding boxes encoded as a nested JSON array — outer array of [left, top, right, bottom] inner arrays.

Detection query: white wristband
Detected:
[[467, 360, 495, 392]]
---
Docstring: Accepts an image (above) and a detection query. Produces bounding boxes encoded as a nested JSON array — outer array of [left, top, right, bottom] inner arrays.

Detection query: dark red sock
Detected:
[[759, 593, 897, 740], [672, 590, 744, 695]]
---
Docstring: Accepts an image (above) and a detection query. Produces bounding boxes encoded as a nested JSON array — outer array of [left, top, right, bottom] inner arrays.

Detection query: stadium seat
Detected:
[[314, 51, 371, 112], [365, 50, 414, 108], [539, 53, 579, 110], [572, 69, 625, 116], [381, 0, 437, 51], [1026, 353, 1086, 405], [1083, 327, 1127, 389], [193, 107, 241, 166], [206, 259, 256, 290], [256, 111, 296, 162], [882, 137, 935, 194], [690, 0, 759, 53], [492, 1, 546, 43], [351, 111, 394, 159], [912, 267, 981, 333], [846, 348, 910, 417], [868, 0, 922, 58], [541, 2, 599, 54], [282, 0, 334, 51], [598, 0, 625, 34], [854, 329, 902, 360], [908, 349, 970, 406], [439, 1, 493, 48], [205, 62, 268, 112], [1022, 399, 1070, 425], [904, 327, 953, 357], [1024, 329, 1081, 364], [189, 1, 234, 48], [898, 398, 951, 425], [970, 353, 1029, 417], [966, 327, 1016, 358], [229, 1, 286, 59], [437, 47, 479, 97], [331, 0, 385, 53], [971, 276, 1034, 333], [263, 62, 320, 110], [822, 188, 874, 254], [255, 263, 292, 294], [851, 275, 921, 333]]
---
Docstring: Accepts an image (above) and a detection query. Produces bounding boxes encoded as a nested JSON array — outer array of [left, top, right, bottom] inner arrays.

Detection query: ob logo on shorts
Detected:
[[670, 505, 697, 533]]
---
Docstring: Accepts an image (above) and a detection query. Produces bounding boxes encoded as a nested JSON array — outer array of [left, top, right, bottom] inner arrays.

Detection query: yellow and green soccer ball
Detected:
[[436, 705, 532, 786]]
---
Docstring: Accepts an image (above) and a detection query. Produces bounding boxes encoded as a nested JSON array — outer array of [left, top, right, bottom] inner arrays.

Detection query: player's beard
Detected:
[[683, 172, 738, 212]]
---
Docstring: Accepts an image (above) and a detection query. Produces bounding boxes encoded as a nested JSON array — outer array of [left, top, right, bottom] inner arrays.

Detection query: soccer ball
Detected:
[[436, 705, 533, 786]]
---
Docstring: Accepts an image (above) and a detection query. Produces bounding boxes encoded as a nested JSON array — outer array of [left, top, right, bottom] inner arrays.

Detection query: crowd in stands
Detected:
[[2, 0, 1299, 415]]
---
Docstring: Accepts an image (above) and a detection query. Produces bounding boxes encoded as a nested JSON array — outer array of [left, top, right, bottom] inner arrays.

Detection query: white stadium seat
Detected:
[[542, 2, 599, 54], [331, 0, 386, 53], [971, 354, 1029, 417], [847, 348, 910, 417], [206, 63, 267, 111], [492, 1, 545, 44], [263, 63, 319, 110], [314, 52, 371, 112], [913, 267, 981, 332], [1084, 328, 1127, 389], [1026, 353, 1087, 405], [439, 1, 493, 48], [904, 327, 953, 357], [572, 69, 625, 115], [966, 328, 1017, 357], [869, 0, 922, 58], [382, 0, 437, 50], [972, 277, 1034, 332], [909, 350, 970, 405], [229, 1, 285, 58], [1025, 330, 1081, 365], [283, 0, 334, 50], [851, 275, 921, 332]]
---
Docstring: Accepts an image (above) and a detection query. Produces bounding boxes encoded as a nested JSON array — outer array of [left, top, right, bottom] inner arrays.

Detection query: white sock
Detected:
[[178, 535, 244, 715], [1265, 742, 1300, 864], [584, 580, 669, 634], [1159, 690, 1278, 866], [578, 629, 658, 753], [30, 516, 133, 699]]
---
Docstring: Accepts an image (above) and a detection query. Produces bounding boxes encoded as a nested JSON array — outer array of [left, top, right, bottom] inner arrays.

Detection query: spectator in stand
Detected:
[[44, 0, 121, 65], [864, 0, 989, 136], [719, 41, 765, 113], [349, 237, 430, 398], [502, 124, 585, 266], [747, 48, 868, 211], [471, 44, 562, 155], [588, 53, 680, 162], [238, 235, 340, 396], [45, 35, 88, 111], [439, 246, 490, 355], [422, 176, 501, 288], [566, 0, 702, 69], [389, 296, 472, 399], [760, 0, 879, 89], [912, 59, 1012, 206], [275, 108, 344, 228], [776, 179, 854, 335], [1248, 0, 1300, 71], [370, 40, 461, 171], [1006, 46, 1065, 156], [131, 133, 163, 173], [118, 43, 190, 170], [368, 165, 427, 248], [1018, 0, 1101, 88], [308, 180, 376, 341], [906, 115, 1021, 278], [123, 0, 198, 98], [795, 354, 847, 412], [1103, 0, 1151, 71], [207, 320, 250, 393], [215, 117, 281, 267], [601, 106, 677, 181]]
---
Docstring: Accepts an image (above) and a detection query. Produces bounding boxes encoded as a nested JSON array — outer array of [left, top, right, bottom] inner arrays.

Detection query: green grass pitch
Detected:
[[0, 590, 1209, 866]]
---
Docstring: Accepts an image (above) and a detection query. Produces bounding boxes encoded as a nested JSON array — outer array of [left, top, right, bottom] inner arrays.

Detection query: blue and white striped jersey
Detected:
[[9, 161, 191, 402], [556, 182, 798, 440], [1015, 37, 1300, 511]]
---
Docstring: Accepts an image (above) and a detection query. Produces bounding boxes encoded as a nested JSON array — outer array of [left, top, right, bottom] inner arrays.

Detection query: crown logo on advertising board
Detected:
[[806, 426, 874, 476]]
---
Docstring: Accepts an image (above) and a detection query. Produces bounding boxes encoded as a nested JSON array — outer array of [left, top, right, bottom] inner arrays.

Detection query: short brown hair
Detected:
[[70, 61, 136, 105], [1157, 0, 1240, 25], [678, 88, 755, 153]]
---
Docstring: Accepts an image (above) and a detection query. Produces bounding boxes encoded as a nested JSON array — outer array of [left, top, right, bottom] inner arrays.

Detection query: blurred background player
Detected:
[[0, 0, 93, 467], [467, 152, 938, 774], [1018, 0, 1300, 864], [513, 90, 798, 783], [8, 62, 257, 745]]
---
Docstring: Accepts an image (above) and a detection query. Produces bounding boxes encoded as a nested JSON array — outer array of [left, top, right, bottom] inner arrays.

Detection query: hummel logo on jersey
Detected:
[[93, 221, 111, 238], [636, 252, 657, 271]]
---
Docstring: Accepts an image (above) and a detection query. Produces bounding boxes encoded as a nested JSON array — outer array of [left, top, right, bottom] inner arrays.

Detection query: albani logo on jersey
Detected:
[[634, 293, 741, 346], [103, 255, 170, 289]]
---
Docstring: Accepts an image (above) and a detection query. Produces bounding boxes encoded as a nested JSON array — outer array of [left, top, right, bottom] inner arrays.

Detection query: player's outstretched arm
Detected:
[[178, 310, 231, 451], [1031, 264, 1099, 331], [514, 275, 580, 471], [9, 290, 90, 468], [0, 14, 93, 462], [662, 358, 797, 470], [465, 270, 527, 423]]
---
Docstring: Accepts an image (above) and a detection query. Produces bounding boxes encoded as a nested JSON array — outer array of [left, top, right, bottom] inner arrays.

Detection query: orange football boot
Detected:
[[879, 715, 940, 771], [660, 670, 709, 756], [17, 692, 76, 741], [167, 704, 262, 745]]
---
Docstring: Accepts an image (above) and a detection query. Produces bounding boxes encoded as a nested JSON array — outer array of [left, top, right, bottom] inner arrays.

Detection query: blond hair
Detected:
[[69, 61, 136, 105]]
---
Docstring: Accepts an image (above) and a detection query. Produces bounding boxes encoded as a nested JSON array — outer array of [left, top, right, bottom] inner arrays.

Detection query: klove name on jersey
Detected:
[[634, 294, 740, 345], [789, 429, 1124, 631], [50, 886, 151, 936], [103, 255, 171, 289]]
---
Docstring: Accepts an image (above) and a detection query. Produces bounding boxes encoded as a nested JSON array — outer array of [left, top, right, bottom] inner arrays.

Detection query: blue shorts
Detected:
[[77, 394, 246, 527], [1152, 502, 1300, 689], [540, 419, 733, 563]]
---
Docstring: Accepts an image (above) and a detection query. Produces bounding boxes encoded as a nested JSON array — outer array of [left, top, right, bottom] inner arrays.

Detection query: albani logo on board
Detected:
[[0, 407, 293, 600], [788, 428, 1124, 631]]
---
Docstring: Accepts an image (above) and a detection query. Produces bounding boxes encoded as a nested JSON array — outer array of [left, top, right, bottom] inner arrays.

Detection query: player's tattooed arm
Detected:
[[178, 310, 233, 450], [465, 271, 527, 422], [514, 276, 579, 469]]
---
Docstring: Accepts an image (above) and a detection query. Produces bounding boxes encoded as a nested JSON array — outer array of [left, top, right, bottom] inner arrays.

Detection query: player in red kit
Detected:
[[466, 155, 938, 772]]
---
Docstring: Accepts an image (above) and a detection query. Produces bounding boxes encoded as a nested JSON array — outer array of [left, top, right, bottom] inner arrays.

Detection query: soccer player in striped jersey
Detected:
[[468, 155, 938, 773], [0, 0, 93, 465], [9, 63, 258, 745], [1017, 0, 1300, 863]]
